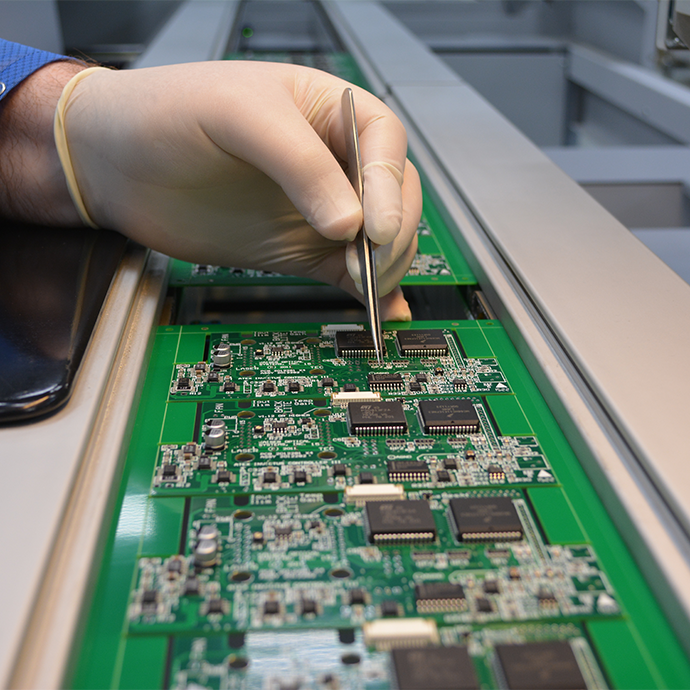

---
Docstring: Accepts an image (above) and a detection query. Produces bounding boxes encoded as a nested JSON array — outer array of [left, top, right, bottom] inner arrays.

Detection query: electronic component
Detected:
[[449, 497, 523, 542], [391, 646, 479, 690], [212, 342, 231, 368], [436, 470, 451, 482], [381, 600, 400, 617], [387, 460, 429, 481], [396, 329, 449, 357], [367, 373, 404, 390], [344, 484, 404, 505], [348, 589, 367, 605], [363, 618, 439, 650], [176, 377, 192, 391], [263, 601, 280, 616], [414, 582, 466, 612], [365, 500, 436, 543], [418, 399, 480, 434], [348, 401, 408, 435], [331, 391, 381, 406], [332, 463, 347, 477], [358, 471, 374, 484], [495, 641, 586, 690], [335, 330, 385, 358], [488, 465, 505, 481], [300, 599, 317, 616]]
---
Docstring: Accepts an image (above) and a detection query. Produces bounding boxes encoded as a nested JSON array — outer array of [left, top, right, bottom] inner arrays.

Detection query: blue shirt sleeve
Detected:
[[0, 39, 69, 101]]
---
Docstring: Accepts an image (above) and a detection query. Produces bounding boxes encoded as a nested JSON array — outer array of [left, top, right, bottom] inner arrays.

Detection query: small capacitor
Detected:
[[207, 418, 226, 431], [213, 343, 232, 368], [198, 524, 219, 541], [204, 426, 226, 450], [194, 538, 218, 567]]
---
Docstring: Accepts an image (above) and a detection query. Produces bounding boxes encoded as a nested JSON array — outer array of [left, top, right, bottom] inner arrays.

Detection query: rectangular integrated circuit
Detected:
[[335, 330, 386, 358], [365, 500, 437, 543], [347, 400, 408, 435], [449, 496, 523, 542], [396, 329, 449, 356], [418, 399, 480, 434]]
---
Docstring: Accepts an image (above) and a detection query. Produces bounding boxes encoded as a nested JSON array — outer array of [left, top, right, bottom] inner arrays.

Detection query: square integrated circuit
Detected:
[[335, 331, 386, 358], [449, 496, 523, 542], [391, 646, 479, 690], [348, 400, 408, 436], [495, 641, 587, 690], [365, 500, 436, 543], [396, 329, 449, 357], [418, 399, 480, 434]]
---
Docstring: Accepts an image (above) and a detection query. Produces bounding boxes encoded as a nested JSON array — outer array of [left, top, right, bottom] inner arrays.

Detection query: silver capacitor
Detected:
[[204, 426, 226, 450], [198, 524, 219, 541], [212, 343, 231, 368], [194, 538, 218, 567]]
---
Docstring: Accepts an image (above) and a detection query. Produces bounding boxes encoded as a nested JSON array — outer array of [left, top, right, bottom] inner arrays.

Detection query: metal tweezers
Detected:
[[341, 88, 384, 364]]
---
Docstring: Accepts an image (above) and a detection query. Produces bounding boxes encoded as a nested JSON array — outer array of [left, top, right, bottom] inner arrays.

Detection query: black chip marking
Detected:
[[365, 500, 436, 544], [347, 401, 408, 436], [387, 460, 429, 481], [418, 399, 480, 435], [449, 497, 523, 542], [367, 373, 404, 390], [391, 646, 479, 690], [335, 331, 385, 358], [380, 600, 400, 617], [414, 582, 466, 613], [396, 329, 449, 357], [495, 641, 586, 690]]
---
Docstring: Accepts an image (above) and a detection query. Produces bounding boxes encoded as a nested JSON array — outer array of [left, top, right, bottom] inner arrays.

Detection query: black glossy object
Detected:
[[0, 223, 127, 423]]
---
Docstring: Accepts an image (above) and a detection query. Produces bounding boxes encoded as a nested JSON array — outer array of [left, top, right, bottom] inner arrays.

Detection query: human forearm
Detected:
[[0, 60, 86, 225]]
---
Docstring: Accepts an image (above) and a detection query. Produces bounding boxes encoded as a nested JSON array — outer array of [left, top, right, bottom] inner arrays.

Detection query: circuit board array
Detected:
[[72, 320, 690, 689]]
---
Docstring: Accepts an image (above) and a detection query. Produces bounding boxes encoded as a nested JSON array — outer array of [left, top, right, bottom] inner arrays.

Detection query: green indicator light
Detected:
[[242, 27, 254, 38]]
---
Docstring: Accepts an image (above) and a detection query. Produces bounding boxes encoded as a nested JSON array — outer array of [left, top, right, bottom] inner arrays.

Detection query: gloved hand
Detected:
[[54, 61, 422, 320]]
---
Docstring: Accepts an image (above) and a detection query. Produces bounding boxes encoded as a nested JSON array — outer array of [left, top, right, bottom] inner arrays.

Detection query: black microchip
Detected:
[[141, 590, 157, 605], [197, 457, 212, 471], [415, 582, 466, 613], [301, 599, 317, 616], [396, 329, 449, 357], [216, 470, 231, 483], [476, 597, 492, 613], [453, 378, 467, 391], [343, 383, 358, 392], [275, 526, 292, 538], [483, 580, 500, 594], [321, 377, 335, 388], [537, 587, 558, 608], [380, 600, 399, 617], [335, 330, 385, 358], [332, 463, 347, 477], [272, 421, 287, 431], [444, 457, 458, 470], [176, 377, 192, 390], [293, 470, 307, 484], [415, 373, 427, 383], [387, 460, 429, 481], [184, 577, 200, 596], [495, 641, 586, 690], [262, 381, 276, 393], [367, 373, 404, 390], [263, 471, 277, 484], [161, 464, 177, 478], [288, 381, 301, 393], [409, 381, 422, 392], [358, 471, 374, 484], [488, 465, 505, 481], [348, 589, 366, 605], [347, 401, 408, 436], [365, 500, 436, 544], [223, 381, 238, 392], [449, 497, 523, 542], [418, 399, 480, 435], [207, 598, 225, 615], [436, 469, 451, 482], [391, 646, 479, 690], [208, 372, 219, 383], [263, 601, 280, 616]]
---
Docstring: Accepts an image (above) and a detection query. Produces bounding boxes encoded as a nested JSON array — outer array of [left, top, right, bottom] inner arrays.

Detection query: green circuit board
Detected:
[[70, 321, 690, 690]]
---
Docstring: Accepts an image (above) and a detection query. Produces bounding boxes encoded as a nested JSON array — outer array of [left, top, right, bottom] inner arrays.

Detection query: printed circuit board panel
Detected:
[[71, 321, 690, 689]]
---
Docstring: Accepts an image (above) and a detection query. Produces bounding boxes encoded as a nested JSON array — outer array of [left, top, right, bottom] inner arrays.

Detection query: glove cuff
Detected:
[[54, 66, 109, 229]]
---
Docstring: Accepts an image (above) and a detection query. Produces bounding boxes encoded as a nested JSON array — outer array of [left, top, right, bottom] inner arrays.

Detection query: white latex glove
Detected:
[[54, 61, 422, 320]]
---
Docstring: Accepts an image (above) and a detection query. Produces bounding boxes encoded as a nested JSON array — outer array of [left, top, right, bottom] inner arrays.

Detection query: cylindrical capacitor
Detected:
[[207, 418, 226, 431], [194, 538, 218, 567], [204, 426, 226, 450], [213, 343, 232, 368], [198, 524, 219, 541]]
